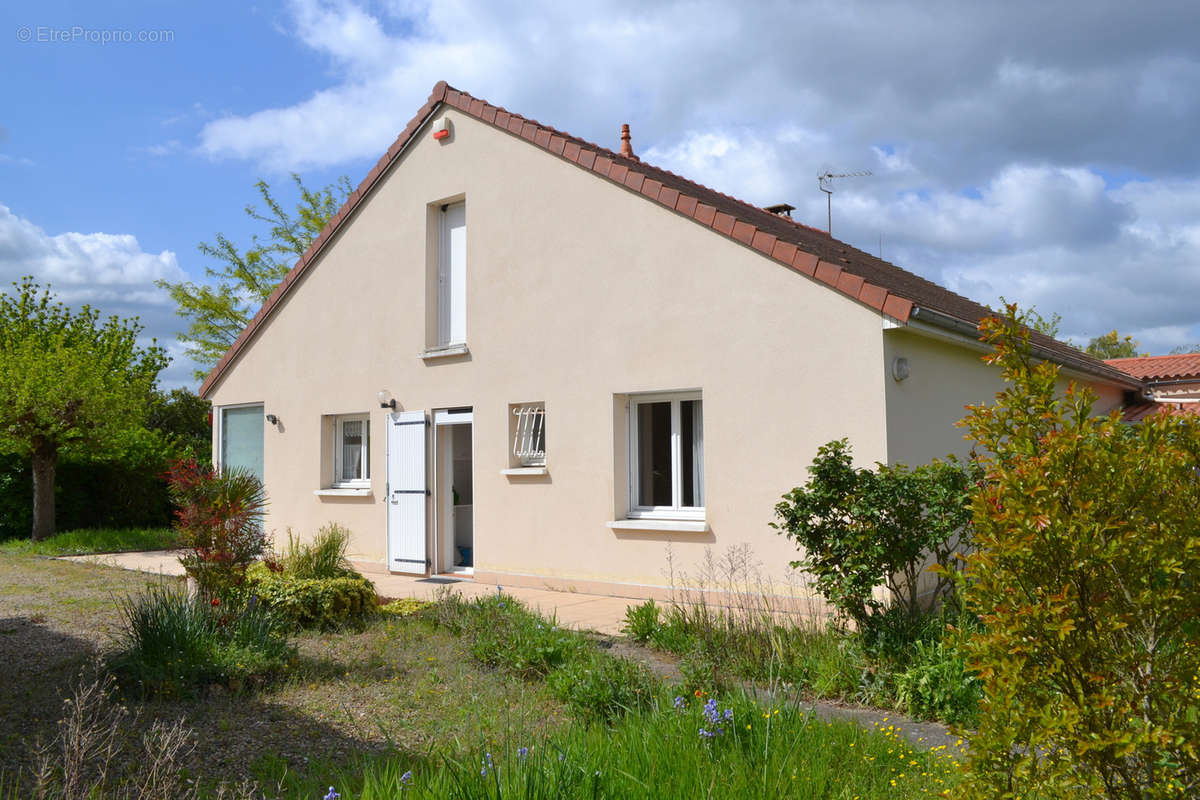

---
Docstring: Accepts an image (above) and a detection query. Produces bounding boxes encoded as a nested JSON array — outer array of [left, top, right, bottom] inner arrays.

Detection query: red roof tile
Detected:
[[1105, 353, 1200, 381], [1120, 401, 1200, 422], [198, 81, 1142, 397]]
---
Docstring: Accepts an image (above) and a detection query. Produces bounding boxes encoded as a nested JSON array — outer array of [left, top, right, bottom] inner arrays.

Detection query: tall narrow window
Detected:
[[437, 201, 467, 345], [219, 404, 264, 482], [629, 392, 704, 517], [333, 415, 370, 487]]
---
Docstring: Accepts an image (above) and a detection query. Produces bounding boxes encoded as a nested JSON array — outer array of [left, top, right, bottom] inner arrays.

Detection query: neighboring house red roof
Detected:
[[1105, 352, 1200, 381], [1120, 401, 1200, 422], [198, 81, 1139, 397]]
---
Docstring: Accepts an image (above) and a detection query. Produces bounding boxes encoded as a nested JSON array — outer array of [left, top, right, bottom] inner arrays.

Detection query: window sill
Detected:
[[419, 343, 470, 361], [314, 488, 373, 497], [606, 519, 709, 533], [501, 466, 548, 476]]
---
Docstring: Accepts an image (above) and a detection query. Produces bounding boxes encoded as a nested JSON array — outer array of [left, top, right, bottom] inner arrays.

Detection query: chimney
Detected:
[[620, 123, 637, 160], [764, 203, 795, 219]]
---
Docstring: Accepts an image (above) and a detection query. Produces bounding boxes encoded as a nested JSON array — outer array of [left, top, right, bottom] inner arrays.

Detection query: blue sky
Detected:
[[4, 0, 1200, 388]]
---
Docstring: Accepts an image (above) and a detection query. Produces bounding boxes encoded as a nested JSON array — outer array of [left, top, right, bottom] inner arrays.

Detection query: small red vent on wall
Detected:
[[432, 117, 451, 141]]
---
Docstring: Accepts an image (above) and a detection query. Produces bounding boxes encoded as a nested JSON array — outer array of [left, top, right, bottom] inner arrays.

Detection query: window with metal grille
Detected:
[[511, 404, 546, 467]]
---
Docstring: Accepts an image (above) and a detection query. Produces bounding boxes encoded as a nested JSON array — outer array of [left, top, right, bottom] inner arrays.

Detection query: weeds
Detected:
[[421, 590, 655, 722], [282, 692, 962, 799], [630, 545, 980, 724], [15, 668, 260, 799], [106, 582, 293, 698], [282, 524, 354, 579]]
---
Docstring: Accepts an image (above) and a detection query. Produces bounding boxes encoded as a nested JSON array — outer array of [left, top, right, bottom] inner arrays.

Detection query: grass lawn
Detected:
[[0, 550, 963, 798], [0, 526, 180, 556]]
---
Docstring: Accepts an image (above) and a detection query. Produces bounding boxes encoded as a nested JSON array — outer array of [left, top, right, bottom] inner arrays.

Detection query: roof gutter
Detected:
[[908, 306, 1145, 391]]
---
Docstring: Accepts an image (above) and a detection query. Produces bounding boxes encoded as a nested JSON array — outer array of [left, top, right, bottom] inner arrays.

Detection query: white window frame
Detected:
[[627, 391, 704, 520], [332, 414, 371, 488], [437, 201, 467, 346], [511, 404, 546, 467]]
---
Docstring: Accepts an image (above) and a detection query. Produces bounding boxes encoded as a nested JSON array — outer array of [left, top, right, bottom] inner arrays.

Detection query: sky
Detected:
[[3, 0, 1200, 389]]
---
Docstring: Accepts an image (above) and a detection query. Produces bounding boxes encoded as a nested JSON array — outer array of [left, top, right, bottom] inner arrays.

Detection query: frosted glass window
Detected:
[[220, 405, 264, 482]]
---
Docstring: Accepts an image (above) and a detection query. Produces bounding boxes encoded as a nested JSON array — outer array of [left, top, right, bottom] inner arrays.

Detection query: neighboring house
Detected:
[[199, 81, 1142, 599], [1105, 353, 1200, 421]]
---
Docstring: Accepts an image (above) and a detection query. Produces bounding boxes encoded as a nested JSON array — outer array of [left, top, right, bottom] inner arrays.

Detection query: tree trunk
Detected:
[[31, 439, 57, 541]]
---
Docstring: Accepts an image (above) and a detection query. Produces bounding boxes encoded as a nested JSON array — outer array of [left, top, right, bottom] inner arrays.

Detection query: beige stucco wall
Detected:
[[205, 107, 890, 594], [883, 326, 1127, 467]]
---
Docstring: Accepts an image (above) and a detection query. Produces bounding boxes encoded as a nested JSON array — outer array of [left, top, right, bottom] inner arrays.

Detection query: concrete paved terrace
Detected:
[[58, 550, 636, 635]]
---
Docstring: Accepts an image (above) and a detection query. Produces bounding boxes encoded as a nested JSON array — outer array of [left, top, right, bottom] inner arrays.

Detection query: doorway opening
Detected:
[[434, 408, 473, 575]]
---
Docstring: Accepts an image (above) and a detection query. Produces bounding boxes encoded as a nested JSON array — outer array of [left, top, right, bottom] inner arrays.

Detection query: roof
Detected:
[[1120, 400, 1200, 423], [1105, 352, 1200, 382], [198, 81, 1142, 397]]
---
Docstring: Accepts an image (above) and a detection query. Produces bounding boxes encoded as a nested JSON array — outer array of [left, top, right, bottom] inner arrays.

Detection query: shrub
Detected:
[[894, 637, 979, 726], [465, 594, 583, 678], [621, 598, 661, 643], [772, 440, 974, 633], [677, 645, 729, 697], [420, 590, 656, 723], [107, 583, 293, 697], [241, 561, 377, 630], [283, 523, 353, 579], [546, 650, 657, 722], [166, 458, 268, 600], [957, 307, 1200, 798]]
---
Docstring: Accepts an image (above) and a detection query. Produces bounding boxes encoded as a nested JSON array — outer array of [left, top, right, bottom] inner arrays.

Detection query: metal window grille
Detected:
[[512, 405, 546, 466]]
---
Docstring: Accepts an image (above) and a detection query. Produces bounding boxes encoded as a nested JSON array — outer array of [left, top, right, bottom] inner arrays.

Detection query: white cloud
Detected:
[[191, 0, 1200, 354], [0, 204, 202, 388]]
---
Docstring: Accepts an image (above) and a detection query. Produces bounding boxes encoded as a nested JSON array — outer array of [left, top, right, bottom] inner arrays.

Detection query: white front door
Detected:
[[386, 410, 428, 573]]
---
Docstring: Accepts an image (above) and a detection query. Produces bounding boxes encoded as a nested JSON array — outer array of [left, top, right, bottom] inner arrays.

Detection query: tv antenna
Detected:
[[817, 167, 872, 235]]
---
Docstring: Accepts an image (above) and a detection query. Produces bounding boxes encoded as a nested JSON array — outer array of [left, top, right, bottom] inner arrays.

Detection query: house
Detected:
[[199, 81, 1143, 599], [1104, 353, 1200, 421]]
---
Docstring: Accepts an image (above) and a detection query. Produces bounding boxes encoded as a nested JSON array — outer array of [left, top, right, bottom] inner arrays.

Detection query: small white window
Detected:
[[629, 392, 703, 519], [511, 404, 546, 467], [333, 415, 370, 487], [437, 201, 467, 346]]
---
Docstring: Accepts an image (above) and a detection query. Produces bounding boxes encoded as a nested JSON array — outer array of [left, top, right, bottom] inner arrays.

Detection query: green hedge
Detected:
[[242, 562, 377, 630]]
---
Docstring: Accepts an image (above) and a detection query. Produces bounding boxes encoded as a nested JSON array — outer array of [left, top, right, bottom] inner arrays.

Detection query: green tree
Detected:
[[772, 440, 974, 631], [0, 277, 169, 540], [1170, 343, 1200, 355], [1085, 329, 1142, 359], [147, 387, 212, 463], [157, 174, 351, 378], [957, 306, 1200, 799]]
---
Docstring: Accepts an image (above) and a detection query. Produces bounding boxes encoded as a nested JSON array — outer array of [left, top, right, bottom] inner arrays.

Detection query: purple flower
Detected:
[[703, 698, 720, 725], [699, 727, 715, 738], [723, 708, 734, 722], [324, 788, 340, 800], [673, 695, 686, 710], [517, 746, 529, 761], [400, 770, 413, 787]]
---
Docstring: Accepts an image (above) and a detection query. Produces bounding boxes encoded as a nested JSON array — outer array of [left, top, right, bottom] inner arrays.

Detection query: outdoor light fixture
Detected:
[[377, 390, 397, 410], [266, 413, 280, 425], [891, 357, 911, 382]]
